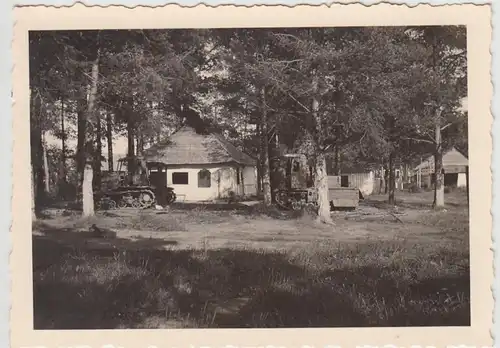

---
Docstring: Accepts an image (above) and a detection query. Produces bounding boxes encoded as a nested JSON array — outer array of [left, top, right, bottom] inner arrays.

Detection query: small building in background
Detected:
[[325, 158, 413, 196], [413, 147, 469, 189], [338, 163, 377, 197], [325, 159, 379, 196], [142, 126, 257, 202]]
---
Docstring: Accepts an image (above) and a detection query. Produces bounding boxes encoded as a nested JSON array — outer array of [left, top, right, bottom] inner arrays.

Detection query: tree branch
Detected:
[[440, 122, 453, 131], [401, 136, 435, 144]]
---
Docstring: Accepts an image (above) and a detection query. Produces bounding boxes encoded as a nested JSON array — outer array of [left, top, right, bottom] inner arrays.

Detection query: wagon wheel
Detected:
[[167, 192, 177, 204], [305, 202, 317, 208], [118, 199, 128, 209], [131, 199, 141, 209], [99, 199, 111, 211], [107, 199, 117, 210], [139, 192, 154, 209], [304, 202, 318, 215], [289, 198, 302, 211], [275, 191, 290, 210], [98, 197, 111, 210]]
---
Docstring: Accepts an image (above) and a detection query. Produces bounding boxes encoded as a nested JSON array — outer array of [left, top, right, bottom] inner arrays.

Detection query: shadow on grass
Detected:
[[170, 201, 307, 221], [362, 198, 463, 211], [38, 200, 310, 223], [32, 224, 470, 329], [171, 202, 250, 212]]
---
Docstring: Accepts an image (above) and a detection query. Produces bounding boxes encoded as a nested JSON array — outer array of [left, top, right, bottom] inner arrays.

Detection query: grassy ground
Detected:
[[32, 189, 470, 329]]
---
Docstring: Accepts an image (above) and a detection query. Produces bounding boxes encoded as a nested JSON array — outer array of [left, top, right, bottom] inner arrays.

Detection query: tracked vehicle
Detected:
[[95, 156, 158, 210]]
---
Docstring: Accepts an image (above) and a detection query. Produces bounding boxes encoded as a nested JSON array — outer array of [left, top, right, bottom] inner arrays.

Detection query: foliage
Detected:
[[29, 26, 468, 213]]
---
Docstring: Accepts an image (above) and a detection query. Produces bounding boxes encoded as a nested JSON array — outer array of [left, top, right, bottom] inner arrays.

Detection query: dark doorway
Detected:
[[444, 173, 459, 187], [150, 169, 167, 188], [341, 175, 349, 188]]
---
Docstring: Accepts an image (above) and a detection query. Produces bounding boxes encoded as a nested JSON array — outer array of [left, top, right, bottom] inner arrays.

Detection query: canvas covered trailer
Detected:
[[274, 154, 360, 210], [327, 176, 360, 209]]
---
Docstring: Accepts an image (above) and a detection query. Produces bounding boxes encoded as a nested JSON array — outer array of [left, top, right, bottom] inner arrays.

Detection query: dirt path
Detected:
[[101, 211, 446, 252], [35, 191, 467, 252]]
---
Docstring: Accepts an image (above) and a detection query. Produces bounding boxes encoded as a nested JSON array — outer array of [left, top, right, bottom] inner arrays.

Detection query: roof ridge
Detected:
[[210, 132, 234, 161], [142, 126, 256, 166], [451, 145, 469, 159], [414, 146, 468, 169], [213, 132, 257, 163]]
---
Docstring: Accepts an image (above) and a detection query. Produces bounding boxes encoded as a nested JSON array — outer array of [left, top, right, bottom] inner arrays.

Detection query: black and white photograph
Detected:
[[12, 3, 492, 340], [29, 24, 472, 330]]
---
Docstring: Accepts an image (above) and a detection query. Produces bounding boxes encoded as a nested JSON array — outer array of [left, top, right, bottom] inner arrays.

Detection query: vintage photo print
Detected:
[[11, 2, 493, 348]]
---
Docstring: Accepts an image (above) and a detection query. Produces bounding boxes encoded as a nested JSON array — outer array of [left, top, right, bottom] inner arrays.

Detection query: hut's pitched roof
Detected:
[[143, 126, 257, 166], [414, 146, 468, 170]]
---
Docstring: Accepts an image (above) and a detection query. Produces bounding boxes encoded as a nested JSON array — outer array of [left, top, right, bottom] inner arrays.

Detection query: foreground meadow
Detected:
[[32, 190, 470, 329]]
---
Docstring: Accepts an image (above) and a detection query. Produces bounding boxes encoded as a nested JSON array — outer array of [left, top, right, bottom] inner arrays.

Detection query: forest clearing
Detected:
[[32, 189, 470, 329], [29, 26, 470, 329]]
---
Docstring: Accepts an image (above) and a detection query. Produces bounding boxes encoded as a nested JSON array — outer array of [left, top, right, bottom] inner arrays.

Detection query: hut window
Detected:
[[198, 169, 211, 188], [341, 175, 349, 187], [172, 172, 189, 185], [236, 167, 241, 185]]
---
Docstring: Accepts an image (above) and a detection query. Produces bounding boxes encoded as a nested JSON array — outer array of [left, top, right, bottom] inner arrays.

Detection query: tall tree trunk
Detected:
[[93, 117, 102, 189], [106, 111, 114, 172], [42, 132, 50, 195], [135, 132, 146, 184], [137, 132, 144, 154], [59, 96, 66, 183], [76, 64, 90, 188], [433, 119, 445, 208], [314, 152, 332, 223], [127, 115, 135, 177], [312, 76, 333, 224], [333, 145, 340, 176], [260, 87, 272, 206], [384, 163, 389, 194], [30, 89, 44, 210], [31, 163, 36, 221], [76, 94, 87, 200], [388, 153, 396, 205], [402, 163, 408, 189], [430, 36, 445, 208], [465, 165, 469, 211], [256, 123, 262, 196], [269, 129, 280, 202], [81, 49, 100, 217], [82, 163, 94, 217], [378, 165, 385, 194], [29, 88, 39, 219]]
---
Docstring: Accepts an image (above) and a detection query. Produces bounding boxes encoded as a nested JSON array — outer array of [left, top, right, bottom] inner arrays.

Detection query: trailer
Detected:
[[327, 176, 359, 209], [274, 154, 359, 210]]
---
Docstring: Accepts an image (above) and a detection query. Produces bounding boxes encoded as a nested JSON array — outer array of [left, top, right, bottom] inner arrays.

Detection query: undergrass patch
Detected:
[[116, 212, 187, 231], [32, 190, 470, 328], [33, 236, 470, 329], [33, 211, 187, 233]]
